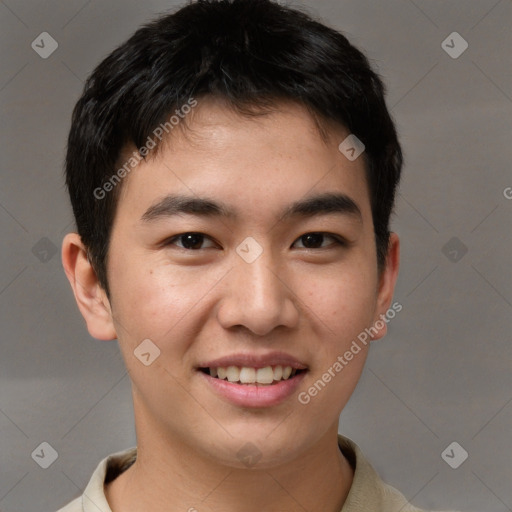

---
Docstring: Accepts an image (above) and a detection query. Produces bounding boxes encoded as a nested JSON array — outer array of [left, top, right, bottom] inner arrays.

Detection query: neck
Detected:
[[105, 422, 353, 512]]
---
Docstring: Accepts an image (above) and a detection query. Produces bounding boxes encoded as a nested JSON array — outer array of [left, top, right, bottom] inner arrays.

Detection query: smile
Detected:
[[199, 365, 305, 385], [197, 366, 308, 407]]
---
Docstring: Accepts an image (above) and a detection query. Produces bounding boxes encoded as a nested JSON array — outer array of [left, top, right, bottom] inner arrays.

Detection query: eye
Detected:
[[292, 232, 346, 249], [165, 232, 218, 250]]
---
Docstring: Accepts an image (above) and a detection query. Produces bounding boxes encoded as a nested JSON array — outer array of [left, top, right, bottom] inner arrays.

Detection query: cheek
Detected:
[[108, 261, 212, 399], [294, 271, 375, 421], [109, 256, 223, 348], [300, 265, 377, 341]]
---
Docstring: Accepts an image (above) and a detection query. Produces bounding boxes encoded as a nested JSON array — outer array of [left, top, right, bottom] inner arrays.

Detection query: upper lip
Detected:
[[197, 351, 308, 370]]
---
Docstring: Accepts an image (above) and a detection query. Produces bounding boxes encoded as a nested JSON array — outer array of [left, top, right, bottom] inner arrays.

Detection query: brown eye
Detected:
[[293, 232, 345, 249], [166, 233, 217, 250]]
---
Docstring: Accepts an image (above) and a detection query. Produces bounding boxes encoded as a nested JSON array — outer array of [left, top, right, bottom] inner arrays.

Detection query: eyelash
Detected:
[[164, 232, 347, 251]]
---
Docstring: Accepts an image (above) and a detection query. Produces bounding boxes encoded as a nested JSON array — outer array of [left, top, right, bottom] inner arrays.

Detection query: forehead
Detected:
[[113, 99, 372, 229]]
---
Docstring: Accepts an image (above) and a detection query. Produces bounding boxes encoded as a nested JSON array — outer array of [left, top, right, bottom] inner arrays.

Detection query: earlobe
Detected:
[[61, 233, 117, 341], [370, 232, 400, 342]]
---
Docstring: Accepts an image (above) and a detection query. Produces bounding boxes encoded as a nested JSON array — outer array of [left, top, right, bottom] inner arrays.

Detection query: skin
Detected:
[[62, 97, 399, 512]]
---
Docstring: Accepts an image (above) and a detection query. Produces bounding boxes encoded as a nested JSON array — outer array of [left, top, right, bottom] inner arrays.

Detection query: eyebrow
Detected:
[[140, 192, 363, 224]]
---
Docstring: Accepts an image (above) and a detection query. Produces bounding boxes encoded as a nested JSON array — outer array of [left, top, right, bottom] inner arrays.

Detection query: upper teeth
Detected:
[[210, 365, 296, 384]]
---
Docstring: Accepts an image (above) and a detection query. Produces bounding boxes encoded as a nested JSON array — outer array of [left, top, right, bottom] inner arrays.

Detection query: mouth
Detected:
[[197, 366, 308, 386]]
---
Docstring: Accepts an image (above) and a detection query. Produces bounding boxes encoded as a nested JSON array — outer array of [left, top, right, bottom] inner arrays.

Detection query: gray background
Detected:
[[0, 0, 511, 511]]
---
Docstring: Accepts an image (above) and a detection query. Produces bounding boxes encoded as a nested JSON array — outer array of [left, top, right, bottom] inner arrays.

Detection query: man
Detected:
[[59, 0, 457, 510]]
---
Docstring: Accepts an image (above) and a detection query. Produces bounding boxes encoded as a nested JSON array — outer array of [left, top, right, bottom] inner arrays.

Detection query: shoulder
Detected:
[[55, 447, 137, 512], [338, 434, 459, 512]]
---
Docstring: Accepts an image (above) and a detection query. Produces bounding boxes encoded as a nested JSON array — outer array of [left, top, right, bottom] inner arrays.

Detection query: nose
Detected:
[[216, 251, 300, 336]]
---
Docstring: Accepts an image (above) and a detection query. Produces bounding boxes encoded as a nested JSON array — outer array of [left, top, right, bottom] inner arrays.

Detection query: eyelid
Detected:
[[164, 232, 219, 249], [292, 232, 347, 249]]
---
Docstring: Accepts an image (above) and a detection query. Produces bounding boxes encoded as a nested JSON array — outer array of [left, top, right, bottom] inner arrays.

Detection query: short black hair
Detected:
[[65, 0, 402, 298]]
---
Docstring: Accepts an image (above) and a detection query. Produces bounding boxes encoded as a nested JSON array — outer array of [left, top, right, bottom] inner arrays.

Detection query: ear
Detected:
[[369, 231, 400, 341], [61, 233, 117, 340]]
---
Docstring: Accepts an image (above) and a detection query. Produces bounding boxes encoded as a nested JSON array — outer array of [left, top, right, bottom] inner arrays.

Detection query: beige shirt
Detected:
[[57, 435, 456, 512]]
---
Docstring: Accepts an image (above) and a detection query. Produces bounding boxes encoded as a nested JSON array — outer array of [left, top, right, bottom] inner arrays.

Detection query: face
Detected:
[[67, 98, 399, 468]]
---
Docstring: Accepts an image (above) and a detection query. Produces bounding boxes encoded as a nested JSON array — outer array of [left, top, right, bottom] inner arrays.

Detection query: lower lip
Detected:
[[197, 370, 308, 408]]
